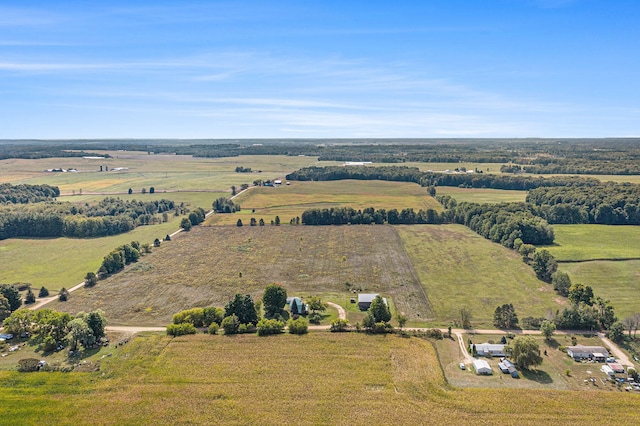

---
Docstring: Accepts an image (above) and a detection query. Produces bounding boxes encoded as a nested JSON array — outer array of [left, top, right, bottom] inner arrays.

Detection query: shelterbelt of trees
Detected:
[[0, 183, 60, 204], [0, 144, 109, 160], [0, 197, 175, 240], [286, 166, 600, 190], [301, 201, 554, 248]]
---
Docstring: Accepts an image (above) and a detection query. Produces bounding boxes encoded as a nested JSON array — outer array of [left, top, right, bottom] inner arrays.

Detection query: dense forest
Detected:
[[0, 198, 175, 240], [527, 183, 640, 225], [0, 183, 60, 204]]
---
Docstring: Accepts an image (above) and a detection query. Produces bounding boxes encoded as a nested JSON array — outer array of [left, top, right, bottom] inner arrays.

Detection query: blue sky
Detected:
[[1, 0, 638, 138]]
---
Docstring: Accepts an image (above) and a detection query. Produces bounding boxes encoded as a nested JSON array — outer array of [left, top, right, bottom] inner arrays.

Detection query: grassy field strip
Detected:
[[206, 180, 441, 225], [544, 224, 640, 261], [436, 187, 528, 204], [397, 224, 561, 327], [1, 333, 638, 423]]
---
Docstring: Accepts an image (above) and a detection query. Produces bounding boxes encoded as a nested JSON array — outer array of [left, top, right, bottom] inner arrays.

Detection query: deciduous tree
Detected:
[[507, 335, 543, 370], [262, 284, 287, 319]]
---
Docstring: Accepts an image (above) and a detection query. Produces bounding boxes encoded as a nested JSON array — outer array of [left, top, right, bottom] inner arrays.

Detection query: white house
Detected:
[[601, 364, 615, 377], [566, 345, 609, 362], [473, 359, 492, 375], [473, 343, 506, 357]]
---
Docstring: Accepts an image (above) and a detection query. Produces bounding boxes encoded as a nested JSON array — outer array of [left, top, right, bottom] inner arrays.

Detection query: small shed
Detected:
[[358, 294, 379, 311], [601, 364, 615, 377], [608, 363, 625, 373], [473, 359, 492, 375]]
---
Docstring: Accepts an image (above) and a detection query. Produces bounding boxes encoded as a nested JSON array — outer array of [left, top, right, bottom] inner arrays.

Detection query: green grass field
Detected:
[[208, 180, 441, 225], [559, 260, 640, 320], [49, 225, 431, 326], [0, 332, 637, 424], [543, 225, 640, 261], [0, 215, 184, 291], [397, 224, 562, 327], [436, 187, 527, 204]]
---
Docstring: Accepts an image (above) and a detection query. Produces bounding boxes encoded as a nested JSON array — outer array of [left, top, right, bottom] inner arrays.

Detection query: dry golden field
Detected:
[[0, 333, 637, 425], [50, 225, 432, 325]]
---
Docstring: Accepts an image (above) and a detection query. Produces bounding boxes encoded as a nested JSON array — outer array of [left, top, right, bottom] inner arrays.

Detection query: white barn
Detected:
[[473, 359, 492, 375]]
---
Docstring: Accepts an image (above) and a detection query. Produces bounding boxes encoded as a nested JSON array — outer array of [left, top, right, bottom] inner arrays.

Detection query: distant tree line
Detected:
[[286, 166, 600, 191], [0, 183, 60, 204], [0, 197, 175, 240], [0, 144, 109, 160], [502, 159, 640, 175]]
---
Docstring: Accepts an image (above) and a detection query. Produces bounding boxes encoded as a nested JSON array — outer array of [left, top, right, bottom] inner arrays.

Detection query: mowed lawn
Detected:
[[436, 187, 527, 204], [397, 224, 562, 327], [559, 260, 640, 319], [50, 225, 432, 325], [0, 333, 637, 425], [544, 225, 640, 261], [207, 180, 441, 225]]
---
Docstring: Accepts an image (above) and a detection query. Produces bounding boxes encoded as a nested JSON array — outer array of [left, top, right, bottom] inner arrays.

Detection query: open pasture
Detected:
[[544, 225, 640, 261], [207, 180, 441, 225], [436, 186, 527, 204], [402, 161, 506, 174], [559, 260, 640, 320], [0, 215, 183, 291], [0, 152, 319, 194], [0, 332, 637, 424], [49, 225, 432, 325], [397, 224, 561, 327]]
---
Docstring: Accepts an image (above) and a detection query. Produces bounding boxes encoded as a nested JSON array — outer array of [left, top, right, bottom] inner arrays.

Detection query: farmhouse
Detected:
[[357, 294, 386, 311], [473, 343, 506, 357], [566, 345, 609, 362], [288, 297, 307, 315], [473, 359, 492, 375]]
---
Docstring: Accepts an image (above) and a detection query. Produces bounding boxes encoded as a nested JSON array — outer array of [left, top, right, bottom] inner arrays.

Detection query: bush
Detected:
[[24, 289, 36, 305], [288, 318, 308, 335], [18, 358, 41, 372], [308, 312, 322, 324], [425, 328, 443, 339], [256, 318, 285, 336], [371, 321, 391, 334], [172, 308, 205, 327], [166, 323, 197, 336], [58, 288, 70, 302], [330, 319, 349, 332], [38, 286, 49, 298], [208, 323, 219, 335], [221, 314, 240, 335], [203, 307, 224, 326]]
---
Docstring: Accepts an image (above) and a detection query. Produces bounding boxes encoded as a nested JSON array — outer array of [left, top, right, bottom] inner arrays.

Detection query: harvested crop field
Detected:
[[52, 225, 431, 325]]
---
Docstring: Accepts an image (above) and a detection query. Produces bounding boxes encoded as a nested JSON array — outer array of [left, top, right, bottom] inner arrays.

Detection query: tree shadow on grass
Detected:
[[520, 369, 554, 384], [545, 338, 560, 349]]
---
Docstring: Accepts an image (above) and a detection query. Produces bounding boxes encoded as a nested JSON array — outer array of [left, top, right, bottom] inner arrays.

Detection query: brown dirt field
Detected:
[[51, 225, 432, 325]]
